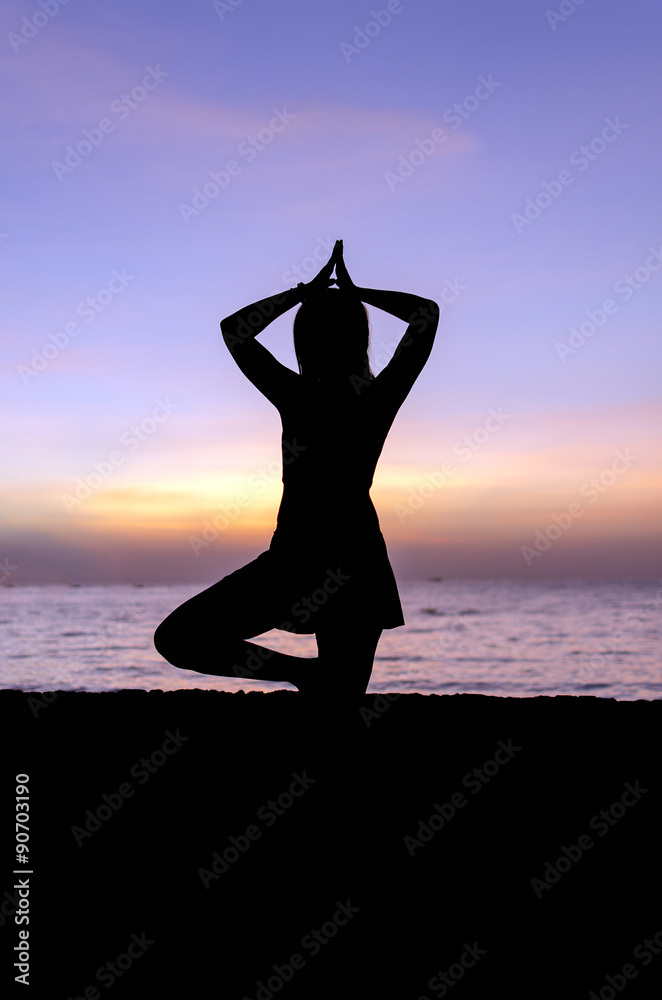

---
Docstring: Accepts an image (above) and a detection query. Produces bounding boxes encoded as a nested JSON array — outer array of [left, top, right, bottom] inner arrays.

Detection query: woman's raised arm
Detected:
[[220, 287, 300, 350], [220, 241, 341, 348], [220, 287, 302, 407], [334, 243, 439, 403], [358, 288, 439, 408], [219, 245, 341, 405], [334, 241, 438, 337]]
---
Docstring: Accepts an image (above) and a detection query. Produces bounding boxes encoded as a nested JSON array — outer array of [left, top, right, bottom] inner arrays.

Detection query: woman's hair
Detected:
[[293, 288, 374, 381]]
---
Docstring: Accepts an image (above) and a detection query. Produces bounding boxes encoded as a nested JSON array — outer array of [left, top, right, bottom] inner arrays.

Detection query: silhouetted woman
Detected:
[[154, 241, 438, 701]]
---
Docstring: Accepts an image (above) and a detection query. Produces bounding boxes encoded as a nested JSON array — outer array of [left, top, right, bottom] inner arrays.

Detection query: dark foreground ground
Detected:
[[2, 689, 661, 998]]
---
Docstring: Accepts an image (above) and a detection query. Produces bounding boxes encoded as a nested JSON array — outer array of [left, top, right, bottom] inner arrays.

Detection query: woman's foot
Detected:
[[290, 658, 326, 698]]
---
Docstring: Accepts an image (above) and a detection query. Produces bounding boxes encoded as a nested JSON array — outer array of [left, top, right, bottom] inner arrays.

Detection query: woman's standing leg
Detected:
[[314, 619, 382, 700]]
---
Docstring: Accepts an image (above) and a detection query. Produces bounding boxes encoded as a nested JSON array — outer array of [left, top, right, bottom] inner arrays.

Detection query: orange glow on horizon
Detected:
[[3, 458, 660, 552]]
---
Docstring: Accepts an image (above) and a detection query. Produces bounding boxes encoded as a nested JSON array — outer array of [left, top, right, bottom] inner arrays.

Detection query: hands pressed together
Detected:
[[298, 239, 357, 299], [222, 239, 437, 346], [296, 242, 439, 329]]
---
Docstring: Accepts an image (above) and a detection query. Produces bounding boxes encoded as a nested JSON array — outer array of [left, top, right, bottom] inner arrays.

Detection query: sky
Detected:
[[1, 0, 661, 583]]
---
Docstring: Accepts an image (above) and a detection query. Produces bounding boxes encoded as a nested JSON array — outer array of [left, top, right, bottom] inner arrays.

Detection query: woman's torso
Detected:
[[272, 376, 397, 551]]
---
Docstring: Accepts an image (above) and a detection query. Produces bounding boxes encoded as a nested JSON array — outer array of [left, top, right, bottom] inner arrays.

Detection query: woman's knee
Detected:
[[154, 602, 243, 666], [153, 613, 179, 662], [153, 603, 198, 662], [153, 582, 274, 665]]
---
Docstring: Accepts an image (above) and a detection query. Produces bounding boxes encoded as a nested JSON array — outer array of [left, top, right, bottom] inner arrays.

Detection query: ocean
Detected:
[[2, 580, 660, 700]]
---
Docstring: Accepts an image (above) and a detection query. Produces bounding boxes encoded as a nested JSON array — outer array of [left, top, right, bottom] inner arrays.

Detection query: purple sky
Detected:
[[1, 0, 661, 583]]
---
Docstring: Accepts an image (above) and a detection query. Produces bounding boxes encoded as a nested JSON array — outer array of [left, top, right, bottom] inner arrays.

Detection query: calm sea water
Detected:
[[1, 581, 661, 700]]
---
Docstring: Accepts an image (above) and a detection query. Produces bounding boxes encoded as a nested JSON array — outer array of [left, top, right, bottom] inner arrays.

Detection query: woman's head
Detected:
[[293, 288, 373, 381]]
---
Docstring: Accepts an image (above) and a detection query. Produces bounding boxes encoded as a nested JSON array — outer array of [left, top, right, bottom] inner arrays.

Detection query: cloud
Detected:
[[2, 29, 477, 191]]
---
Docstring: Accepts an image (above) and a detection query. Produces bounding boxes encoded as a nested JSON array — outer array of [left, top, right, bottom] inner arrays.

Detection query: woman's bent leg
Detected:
[[154, 618, 309, 684], [153, 556, 316, 687]]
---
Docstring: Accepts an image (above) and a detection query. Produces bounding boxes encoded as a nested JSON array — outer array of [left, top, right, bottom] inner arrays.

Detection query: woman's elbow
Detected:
[[410, 300, 439, 334], [426, 299, 440, 324], [220, 319, 240, 355], [221, 315, 241, 343]]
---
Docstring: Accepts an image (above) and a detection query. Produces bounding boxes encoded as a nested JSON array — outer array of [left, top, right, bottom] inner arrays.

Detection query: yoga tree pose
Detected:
[[154, 241, 438, 701]]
